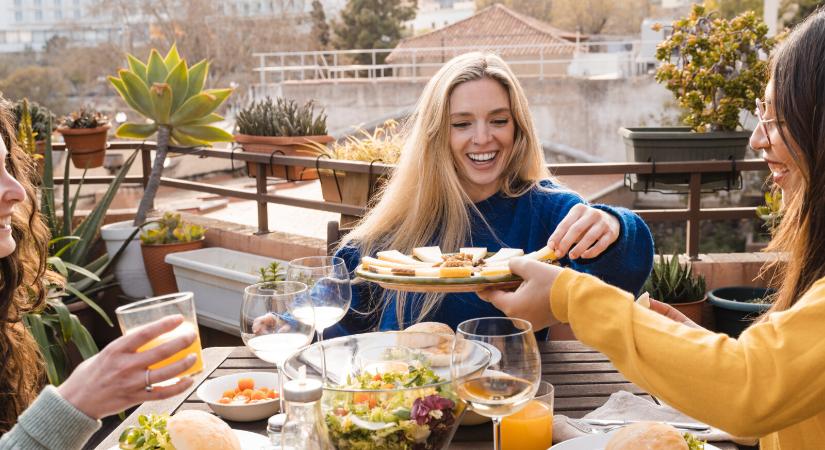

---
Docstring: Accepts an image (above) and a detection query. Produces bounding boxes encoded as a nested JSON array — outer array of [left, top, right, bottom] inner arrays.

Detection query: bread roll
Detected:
[[405, 321, 454, 336], [168, 410, 241, 450], [605, 421, 688, 450]]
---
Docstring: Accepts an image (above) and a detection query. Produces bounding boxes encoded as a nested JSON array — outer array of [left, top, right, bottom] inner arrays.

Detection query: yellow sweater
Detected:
[[550, 269, 825, 450]]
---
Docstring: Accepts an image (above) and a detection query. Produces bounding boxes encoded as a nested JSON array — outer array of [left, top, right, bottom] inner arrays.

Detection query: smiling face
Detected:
[[0, 137, 26, 258], [448, 77, 515, 202], [750, 80, 802, 193]]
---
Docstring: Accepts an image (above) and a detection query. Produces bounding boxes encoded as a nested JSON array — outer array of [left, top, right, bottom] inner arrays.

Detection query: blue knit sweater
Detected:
[[328, 181, 654, 337]]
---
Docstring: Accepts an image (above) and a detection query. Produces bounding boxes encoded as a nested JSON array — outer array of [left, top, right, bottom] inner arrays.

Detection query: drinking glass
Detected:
[[115, 292, 203, 386], [286, 256, 351, 382], [241, 281, 316, 413], [501, 381, 554, 450], [452, 317, 542, 450]]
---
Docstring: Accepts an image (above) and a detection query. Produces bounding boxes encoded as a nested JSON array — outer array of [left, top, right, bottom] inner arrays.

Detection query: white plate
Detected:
[[549, 432, 721, 449], [109, 428, 270, 450]]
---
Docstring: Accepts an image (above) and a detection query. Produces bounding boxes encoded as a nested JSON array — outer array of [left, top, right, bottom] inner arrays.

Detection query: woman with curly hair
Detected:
[[0, 98, 198, 449]]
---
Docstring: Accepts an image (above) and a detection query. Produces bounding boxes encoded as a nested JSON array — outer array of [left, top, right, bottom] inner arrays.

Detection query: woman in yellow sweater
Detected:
[[480, 9, 825, 450]]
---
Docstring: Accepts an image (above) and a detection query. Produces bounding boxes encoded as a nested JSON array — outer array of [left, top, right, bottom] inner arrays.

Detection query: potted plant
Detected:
[[621, 4, 776, 190], [643, 252, 707, 324], [165, 248, 285, 335], [708, 286, 775, 337], [234, 97, 332, 181], [104, 45, 233, 296], [12, 98, 55, 166], [140, 212, 206, 296], [747, 190, 782, 251], [311, 119, 401, 209], [57, 106, 111, 169], [23, 134, 139, 384]]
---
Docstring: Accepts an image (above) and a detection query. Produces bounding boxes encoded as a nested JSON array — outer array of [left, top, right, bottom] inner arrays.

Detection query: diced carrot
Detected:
[[251, 390, 267, 401], [237, 378, 255, 391], [267, 391, 277, 399], [218, 397, 232, 404], [242, 389, 254, 398], [353, 393, 370, 404], [222, 389, 236, 399]]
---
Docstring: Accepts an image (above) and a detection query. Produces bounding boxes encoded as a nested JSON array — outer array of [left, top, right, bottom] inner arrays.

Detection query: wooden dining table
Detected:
[[96, 341, 740, 450]]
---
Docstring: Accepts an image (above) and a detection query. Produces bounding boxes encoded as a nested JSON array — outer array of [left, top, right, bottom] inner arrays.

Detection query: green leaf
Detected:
[[170, 128, 210, 147], [146, 49, 169, 85], [53, 301, 73, 343], [127, 54, 149, 84], [64, 284, 113, 327], [63, 261, 101, 282], [185, 60, 208, 101], [48, 256, 69, 277], [120, 70, 156, 120], [23, 314, 61, 385], [115, 122, 159, 139], [69, 314, 99, 358], [175, 124, 234, 143], [165, 60, 190, 113], [169, 88, 232, 124], [163, 44, 182, 72], [150, 83, 173, 125], [109, 76, 150, 118], [177, 113, 223, 126]]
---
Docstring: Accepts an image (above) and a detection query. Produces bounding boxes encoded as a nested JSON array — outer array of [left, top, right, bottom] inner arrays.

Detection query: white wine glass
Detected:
[[452, 317, 541, 450], [241, 281, 315, 414], [286, 256, 352, 383]]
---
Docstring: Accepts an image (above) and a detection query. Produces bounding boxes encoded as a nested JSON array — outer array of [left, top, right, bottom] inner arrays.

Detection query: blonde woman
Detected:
[[329, 52, 654, 337]]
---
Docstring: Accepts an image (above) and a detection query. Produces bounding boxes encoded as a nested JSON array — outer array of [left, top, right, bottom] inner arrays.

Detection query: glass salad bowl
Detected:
[[282, 331, 491, 450]]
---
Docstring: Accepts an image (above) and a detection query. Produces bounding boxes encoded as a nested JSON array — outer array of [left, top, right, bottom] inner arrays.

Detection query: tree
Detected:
[[0, 66, 70, 113], [474, 0, 552, 22], [705, 0, 763, 19], [311, 0, 331, 49], [780, 0, 825, 27], [332, 0, 417, 65], [549, 0, 650, 35]]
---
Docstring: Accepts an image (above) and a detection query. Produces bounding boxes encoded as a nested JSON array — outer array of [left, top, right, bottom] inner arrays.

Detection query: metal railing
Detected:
[[252, 40, 656, 91], [53, 141, 768, 260]]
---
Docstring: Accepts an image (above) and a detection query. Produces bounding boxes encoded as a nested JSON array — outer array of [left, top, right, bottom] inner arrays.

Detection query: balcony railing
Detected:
[[53, 141, 768, 260]]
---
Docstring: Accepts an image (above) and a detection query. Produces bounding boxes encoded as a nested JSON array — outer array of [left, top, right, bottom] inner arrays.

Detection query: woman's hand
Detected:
[[478, 257, 565, 331], [57, 315, 198, 420], [547, 204, 620, 260], [648, 299, 702, 329]]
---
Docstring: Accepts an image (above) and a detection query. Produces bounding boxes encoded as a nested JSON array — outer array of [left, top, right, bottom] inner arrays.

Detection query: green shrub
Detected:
[[12, 99, 55, 140], [643, 252, 707, 304], [140, 212, 205, 245]]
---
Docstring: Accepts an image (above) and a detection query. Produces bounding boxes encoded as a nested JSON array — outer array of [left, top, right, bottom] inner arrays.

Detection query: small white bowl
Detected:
[[197, 372, 280, 422]]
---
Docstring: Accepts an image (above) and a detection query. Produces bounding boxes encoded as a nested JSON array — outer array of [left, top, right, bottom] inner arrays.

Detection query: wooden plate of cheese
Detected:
[[355, 245, 557, 293]]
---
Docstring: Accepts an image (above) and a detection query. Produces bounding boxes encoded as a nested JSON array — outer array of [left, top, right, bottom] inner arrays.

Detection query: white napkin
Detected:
[[552, 390, 758, 445]]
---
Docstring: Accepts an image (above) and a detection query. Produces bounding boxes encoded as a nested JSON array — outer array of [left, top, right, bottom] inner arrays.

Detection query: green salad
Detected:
[[325, 365, 461, 450], [684, 432, 706, 450], [118, 413, 174, 450]]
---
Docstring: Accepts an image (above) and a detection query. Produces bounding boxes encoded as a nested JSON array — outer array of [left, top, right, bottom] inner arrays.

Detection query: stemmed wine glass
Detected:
[[241, 281, 316, 414], [452, 317, 541, 450], [286, 256, 351, 383]]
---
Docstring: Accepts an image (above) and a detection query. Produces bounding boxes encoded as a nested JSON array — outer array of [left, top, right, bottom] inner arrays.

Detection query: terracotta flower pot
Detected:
[[58, 124, 111, 169], [234, 134, 333, 181], [141, 239, 206, 296], [668, 296, 706, 324]]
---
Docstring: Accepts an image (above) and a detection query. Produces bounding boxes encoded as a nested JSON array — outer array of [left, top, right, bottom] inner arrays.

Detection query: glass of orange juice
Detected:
[[500, 380, 554, 450], [115, 292, 203, 386]]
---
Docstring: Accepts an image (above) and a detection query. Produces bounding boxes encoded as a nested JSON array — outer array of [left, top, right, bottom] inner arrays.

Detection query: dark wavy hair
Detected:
[[763, 8, 825, 314], [0, 97, 50, 434]]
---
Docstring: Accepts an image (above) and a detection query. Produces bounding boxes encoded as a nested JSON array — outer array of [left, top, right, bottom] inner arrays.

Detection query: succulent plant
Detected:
[[108, 45, 233, 225], [140, 212, 206, 245], [236, 97, 327, 137], [14, 99, 43, 162], [310, 119, 402, 163], [653, 4, 776, 132], [61, 106, 109, 129], [12, 99, 55, 141], [756, 190, 782, 232], [258, 261, 285, 283], [643, 252, 706, 304]]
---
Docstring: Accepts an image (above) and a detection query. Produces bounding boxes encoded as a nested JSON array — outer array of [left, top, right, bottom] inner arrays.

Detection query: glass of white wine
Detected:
[[452, 317, 541, 450], [241, 281, 316, 414], [286, 256, 351, 383]]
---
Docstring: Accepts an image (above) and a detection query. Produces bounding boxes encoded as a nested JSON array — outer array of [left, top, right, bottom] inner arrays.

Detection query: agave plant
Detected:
[[642, 252, 706, 304], [108, 45, 233, 225]]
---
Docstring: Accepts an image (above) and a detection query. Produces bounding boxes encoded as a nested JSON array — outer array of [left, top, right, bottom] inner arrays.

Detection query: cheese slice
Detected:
[[479, 266, 511, 277], [414, 267, 441, 277], [636, 292, 651, 309], [524, 245, 557, 261], [412, 246, 443, 263], [485, 248, 524, 263], [377, 250, 431, 266], [439, 267, 473, 278], [361, 256, 419, 271], [460, 247, 487, 264]]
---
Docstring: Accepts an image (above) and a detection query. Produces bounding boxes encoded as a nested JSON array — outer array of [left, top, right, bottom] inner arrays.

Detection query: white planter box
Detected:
[[165, 247, 284, 336]]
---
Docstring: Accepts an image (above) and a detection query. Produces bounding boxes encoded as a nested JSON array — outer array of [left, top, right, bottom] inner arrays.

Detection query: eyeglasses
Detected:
[[755, 98, 782, 146]]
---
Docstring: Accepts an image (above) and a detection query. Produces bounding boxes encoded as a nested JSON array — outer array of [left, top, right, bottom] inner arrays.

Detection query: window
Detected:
[[74, 9, 80, 18], [14, 0, 22, 6], [55, 9, 62, 19], [15, 11, 23, 22], [35, 10, 43, 21], [35, 0, 42, 6], [54, 0, 61, 5]]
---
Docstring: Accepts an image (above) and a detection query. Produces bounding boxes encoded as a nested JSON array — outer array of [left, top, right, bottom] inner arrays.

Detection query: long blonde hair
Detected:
[[341, 52, 551, 326]]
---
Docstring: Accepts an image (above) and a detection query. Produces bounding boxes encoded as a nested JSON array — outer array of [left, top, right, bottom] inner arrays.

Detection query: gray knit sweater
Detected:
[[0, 386, 101, 450]]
